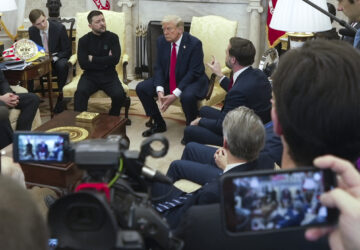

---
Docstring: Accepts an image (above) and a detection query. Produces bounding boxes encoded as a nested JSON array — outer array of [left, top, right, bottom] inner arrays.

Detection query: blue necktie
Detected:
[[354, 29, 360, 49], [154, 193, 193, 213]]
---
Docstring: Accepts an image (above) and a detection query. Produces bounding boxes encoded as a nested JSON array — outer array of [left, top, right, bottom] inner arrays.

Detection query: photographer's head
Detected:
[[0, 176, 48, 250], [222, 106, 265, 162], [271, 40, 360, 166]]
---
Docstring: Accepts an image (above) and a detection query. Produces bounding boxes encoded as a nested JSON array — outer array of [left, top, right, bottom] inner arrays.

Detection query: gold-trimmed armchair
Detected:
[[190, 15, 238, 107], [62, 10, 131, 124]]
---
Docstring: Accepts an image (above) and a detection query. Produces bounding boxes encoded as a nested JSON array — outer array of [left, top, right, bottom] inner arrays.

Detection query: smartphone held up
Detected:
[[221, 168, 338, 236]]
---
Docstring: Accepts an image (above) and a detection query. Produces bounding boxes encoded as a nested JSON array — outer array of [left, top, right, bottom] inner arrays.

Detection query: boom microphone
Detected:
[[302, 0, 357, 33]]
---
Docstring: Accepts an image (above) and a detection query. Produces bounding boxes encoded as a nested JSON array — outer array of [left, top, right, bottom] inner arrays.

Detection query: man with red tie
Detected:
[[183, 38, 272, 146], [136, 15, 208, 137]]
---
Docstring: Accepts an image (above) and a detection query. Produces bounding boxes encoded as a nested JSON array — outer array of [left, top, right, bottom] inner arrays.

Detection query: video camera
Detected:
[[13, 131, 183, 250]]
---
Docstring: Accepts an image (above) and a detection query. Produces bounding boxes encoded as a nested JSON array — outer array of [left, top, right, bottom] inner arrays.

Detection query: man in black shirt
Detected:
[[74, 10, 125, 116]]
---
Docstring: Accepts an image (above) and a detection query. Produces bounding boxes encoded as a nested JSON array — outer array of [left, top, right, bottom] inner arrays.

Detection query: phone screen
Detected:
[[13, 132, 69, 163], [48, 238, 58, 250], [221, 168, 338, 235]]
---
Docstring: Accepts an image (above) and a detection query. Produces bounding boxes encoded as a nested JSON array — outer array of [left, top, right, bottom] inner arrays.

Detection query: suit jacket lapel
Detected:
[[165, 41, 171, 77], [48, 21, 54, 52], [176, 33, 188, 76]]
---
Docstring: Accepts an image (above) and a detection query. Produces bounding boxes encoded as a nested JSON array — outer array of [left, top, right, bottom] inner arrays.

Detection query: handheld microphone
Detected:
[[339, 28, 356, 38], [302, 0, 357, 33], [0, 106, 9, 121], [141, 166, 172, 184]]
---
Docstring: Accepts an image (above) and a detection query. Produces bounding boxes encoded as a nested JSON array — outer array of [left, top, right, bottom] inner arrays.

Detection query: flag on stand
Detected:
[[92, 0, 111, 10], [266, 0, 286, 48]]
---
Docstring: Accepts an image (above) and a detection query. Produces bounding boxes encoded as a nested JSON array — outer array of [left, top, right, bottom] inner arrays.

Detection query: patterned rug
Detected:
[[38, 91, 186, 174]]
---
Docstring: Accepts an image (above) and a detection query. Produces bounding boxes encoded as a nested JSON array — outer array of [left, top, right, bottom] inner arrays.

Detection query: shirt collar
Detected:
[[224, 161, 246, 173], [173, 34, 183, 47], [232, 66, 250, 83], [42, 21, 49, 34]]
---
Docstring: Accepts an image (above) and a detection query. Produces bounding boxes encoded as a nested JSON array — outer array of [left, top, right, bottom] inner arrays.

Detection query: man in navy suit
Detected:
[[151, 106, 272, 229], [0, 70, 40, 149], [28, 9, 71, 113], [167, 121, 282, 186], [175, 40, 360, 250], [136, 15, 208, 137], [183, 37, 272, 146]]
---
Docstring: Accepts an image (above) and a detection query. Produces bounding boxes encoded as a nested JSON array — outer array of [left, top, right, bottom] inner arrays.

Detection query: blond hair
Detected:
[[161, 15, 184, 30]]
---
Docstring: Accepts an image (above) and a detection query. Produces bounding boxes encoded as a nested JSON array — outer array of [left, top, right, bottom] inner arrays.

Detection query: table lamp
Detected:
[[269, 0, 332, 49], [0, 0, 18, 43]]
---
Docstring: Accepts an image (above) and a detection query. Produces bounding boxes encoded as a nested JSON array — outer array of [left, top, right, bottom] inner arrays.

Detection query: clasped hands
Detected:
[[0, 93, 19, 108], [157, 92, 177, 112], [88, 50, 112, 62]]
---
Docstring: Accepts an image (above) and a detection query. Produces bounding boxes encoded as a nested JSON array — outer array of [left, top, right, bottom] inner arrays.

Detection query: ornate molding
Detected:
[[117, 0, 135, 8], [247, 0, 263, 13]]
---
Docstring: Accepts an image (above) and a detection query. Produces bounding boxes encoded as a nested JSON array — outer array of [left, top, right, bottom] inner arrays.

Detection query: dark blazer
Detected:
[[176, 204, 329, 250], [0, 70, 13, 95], [153, 32, 208, 98], [28, 20, 71, 59], [199, 67, 272, 135], [161, 157, 274, 229]]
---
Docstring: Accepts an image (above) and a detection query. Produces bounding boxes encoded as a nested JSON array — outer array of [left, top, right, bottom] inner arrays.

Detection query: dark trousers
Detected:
[[0, 93, 40, 149], [167, 142, 221, 185], [136, 79, 200, 125], [74, 74, 125, 116], [53, 58, 69, 91], [183, 106, 223, 146]]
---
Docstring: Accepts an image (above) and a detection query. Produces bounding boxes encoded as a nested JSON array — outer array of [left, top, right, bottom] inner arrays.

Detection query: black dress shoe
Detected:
[[142, 123, 167, 137], [53, 100, 65, 114], [181, 138, 186, 145]]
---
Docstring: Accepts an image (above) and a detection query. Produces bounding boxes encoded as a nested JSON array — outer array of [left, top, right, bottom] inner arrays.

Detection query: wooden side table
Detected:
[[3, 57, 54, 117]]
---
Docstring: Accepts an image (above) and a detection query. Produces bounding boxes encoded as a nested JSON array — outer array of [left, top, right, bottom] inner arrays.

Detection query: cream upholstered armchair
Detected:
[[190, 15, 238, 107], [146, 16, 237, 126], [62, 10, 131, 124], [9, 85, 42, 130]]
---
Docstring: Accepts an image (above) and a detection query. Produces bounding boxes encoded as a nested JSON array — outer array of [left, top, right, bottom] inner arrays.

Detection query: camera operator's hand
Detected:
[[305, 155, 360, 250]]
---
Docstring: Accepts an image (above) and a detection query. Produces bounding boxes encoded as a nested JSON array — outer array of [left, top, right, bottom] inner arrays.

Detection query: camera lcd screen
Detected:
[[221, 168, 338, 235], [13, 132, 69, 163]]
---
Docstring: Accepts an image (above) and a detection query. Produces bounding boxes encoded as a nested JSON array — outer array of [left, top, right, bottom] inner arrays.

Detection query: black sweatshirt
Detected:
[[77, 31, 121, 81]]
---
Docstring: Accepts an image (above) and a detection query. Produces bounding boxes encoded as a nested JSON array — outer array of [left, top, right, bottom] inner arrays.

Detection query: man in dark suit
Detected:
[[151, 106, 271, 229], [167, 121, 282, 186], [337, 0, 360, 48], [183, 37, 272, 146], [0, 70, 40, 149], [175, 40, 360, 250], [136, 15, 208, 137], [28, 9, 71, 113]]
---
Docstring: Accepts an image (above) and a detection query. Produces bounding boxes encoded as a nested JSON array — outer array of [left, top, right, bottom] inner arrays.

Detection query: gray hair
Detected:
[[161, 15, 184, 29], [222, 106, 265, 161]]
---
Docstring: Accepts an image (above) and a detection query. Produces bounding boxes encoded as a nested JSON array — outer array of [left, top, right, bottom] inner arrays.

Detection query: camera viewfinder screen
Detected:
[[223, 170, 333, 233], [17, 134, 66, 162]]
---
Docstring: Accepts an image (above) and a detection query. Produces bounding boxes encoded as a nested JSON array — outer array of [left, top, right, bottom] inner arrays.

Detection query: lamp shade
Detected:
[[0, 0, 17, 12], [270, 0, 332, 33]]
